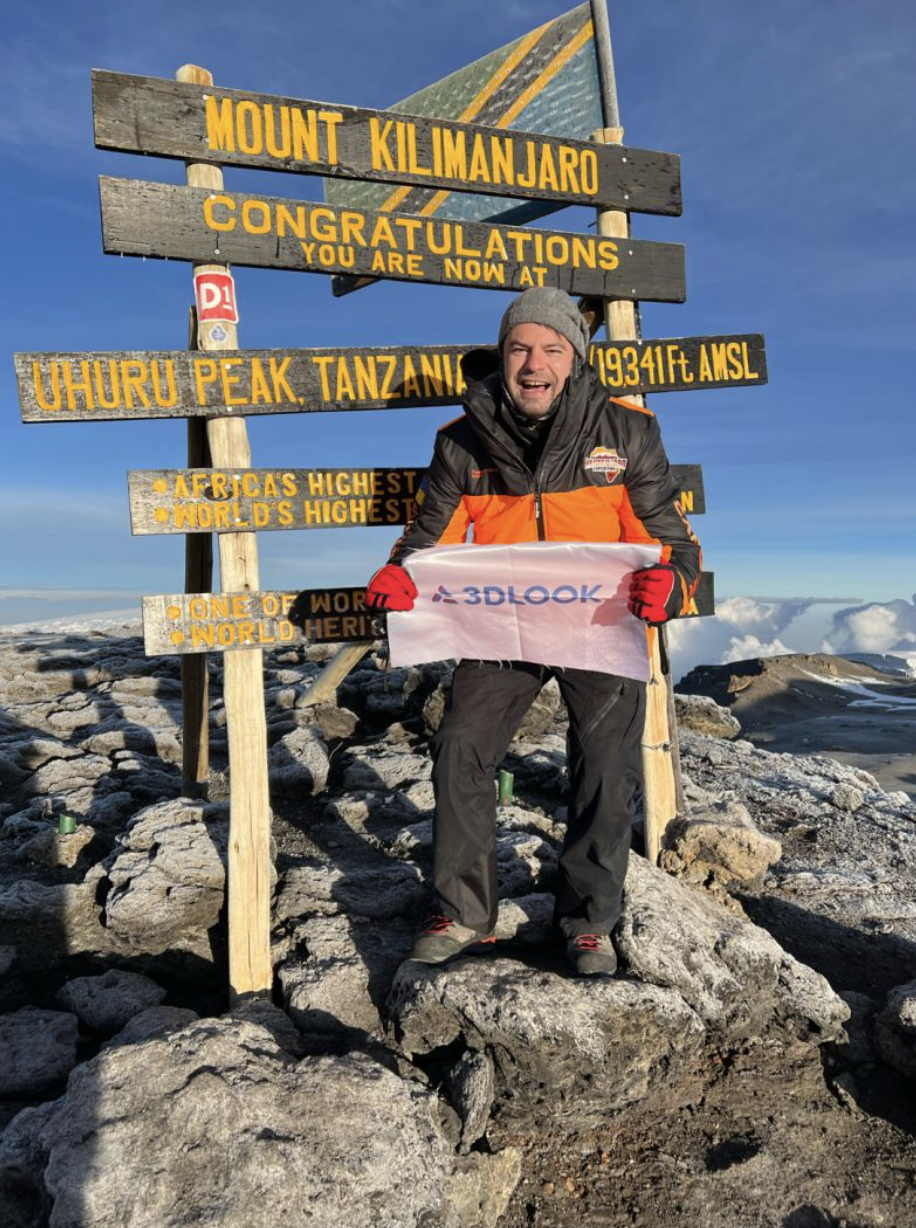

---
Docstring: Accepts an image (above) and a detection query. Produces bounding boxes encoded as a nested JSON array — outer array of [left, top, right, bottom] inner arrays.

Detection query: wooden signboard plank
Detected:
[[15, 335, 766, 422], [92, 70, 682, 216], [98, 177, 686, 303], [128, 467, 423, 536], [144, 572, 716, 657], [127, 464, 703, 536], [142, 588, 371, 655]]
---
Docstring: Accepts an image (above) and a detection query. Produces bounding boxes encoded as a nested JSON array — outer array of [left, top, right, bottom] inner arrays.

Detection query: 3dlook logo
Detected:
[[432, 582, 605, 606]]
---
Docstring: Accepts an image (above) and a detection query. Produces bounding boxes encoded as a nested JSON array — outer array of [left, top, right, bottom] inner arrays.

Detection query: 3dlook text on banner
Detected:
[[387, 541, 660, 679]]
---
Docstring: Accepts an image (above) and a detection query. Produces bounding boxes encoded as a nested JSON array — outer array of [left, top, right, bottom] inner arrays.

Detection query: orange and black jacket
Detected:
[[390, 353, 702, 614]]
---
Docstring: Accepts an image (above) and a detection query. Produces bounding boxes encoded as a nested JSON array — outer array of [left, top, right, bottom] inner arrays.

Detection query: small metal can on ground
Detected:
[[497, 769, 514, 806], [58, 814, 77, 835]]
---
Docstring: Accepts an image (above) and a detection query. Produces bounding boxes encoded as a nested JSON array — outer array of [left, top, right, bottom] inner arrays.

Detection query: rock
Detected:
[[268, 725, 329, 795], [17, 823, 96, 869], [503, 740, 567, 793], [229, 999, 307, 1058], [12, 738, 82, 772], [515, 678, 563, 740], [342, 746, 431, 792], [675, 692, 742, 739], [21, 753, 111, 798], [105, 1005, 200, 1049], [493, 893, 556, 945], [389, 857, 848, 1130], [422, 682, 448, 734], [831, 783, 865, 812], [389, 957, 705, 1130], [300, 702, 359, 741], [496, 804, 564, 843], [0, 1008, 79, 1096], [496, 831, 557, 896], [57, 969, 167, 1034], [874, 978, 916, 1077], [660, 798, 782, 890], [103, 799, 227, 955], [616, 855, 847, 1044], [832, 991, 879, 1067], [274, 860, 425, 922], [446, 1050, 496, 1152], [0, 878, 110, 965], [0, 1017, 520, 1228], [278, 914, 414, 1037], [829, 1070, 862, 1113]]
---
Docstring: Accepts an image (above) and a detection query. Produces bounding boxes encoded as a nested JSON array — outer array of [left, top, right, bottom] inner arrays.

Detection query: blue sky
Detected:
[[2, 0, 915, 630]]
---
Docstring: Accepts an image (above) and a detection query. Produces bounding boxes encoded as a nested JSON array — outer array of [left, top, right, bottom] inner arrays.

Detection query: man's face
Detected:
[[502, 323, 576, 419]]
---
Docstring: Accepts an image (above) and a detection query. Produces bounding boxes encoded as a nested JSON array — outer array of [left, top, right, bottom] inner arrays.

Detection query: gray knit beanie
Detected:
[[497, 287, 590, 361]]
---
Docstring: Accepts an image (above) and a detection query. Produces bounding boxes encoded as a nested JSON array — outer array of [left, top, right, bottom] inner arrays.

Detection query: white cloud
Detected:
[[824, 597, 916, 655], [721, 634, 793, 663], [669, 594, 916, 683]]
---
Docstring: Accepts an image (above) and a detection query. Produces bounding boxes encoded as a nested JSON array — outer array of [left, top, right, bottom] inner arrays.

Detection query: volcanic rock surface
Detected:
[[0, 627, 915, 1228]]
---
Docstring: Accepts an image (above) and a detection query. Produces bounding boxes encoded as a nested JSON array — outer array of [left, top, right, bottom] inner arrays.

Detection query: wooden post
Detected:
[[302, 642, 373, 708], [592, 125, 679, 866], [177, 64, 272, 999], [181, 306, 212, 797]]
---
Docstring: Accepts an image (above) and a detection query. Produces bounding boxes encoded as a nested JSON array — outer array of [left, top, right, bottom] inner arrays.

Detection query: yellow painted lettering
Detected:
[[370, 117, 395, 171], [264, 105, 291, 158], [440, 129, 467, 180], [538, 145, 558, 191], [335, 358, 355, 400], [484, 229, 508, 261], [191, 624, 216, 649], [236, 100, 263, 155], [489, 135, 512, 186], [203, 194, 235, 231], [468, 134, 490, 183], [710, 343, 729, 380], [378, 356, 397, 400], [318, 110, 343, 164], [204, 96, 235, 152], [120, 361, 150, 409], [220, 357, 247, 405], [276, 202, 307, 238], [241, 199, 271, 234], [291, 108, 319, 161], [193, 357, 218, 404], [32, 361, 63, 411]]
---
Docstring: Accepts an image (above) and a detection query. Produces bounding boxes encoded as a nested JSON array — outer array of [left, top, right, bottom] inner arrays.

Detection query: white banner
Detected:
[[387, 541, 660, 680]]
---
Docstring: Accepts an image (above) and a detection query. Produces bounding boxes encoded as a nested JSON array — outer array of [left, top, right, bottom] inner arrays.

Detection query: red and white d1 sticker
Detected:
[[193, 270, 239, 324]]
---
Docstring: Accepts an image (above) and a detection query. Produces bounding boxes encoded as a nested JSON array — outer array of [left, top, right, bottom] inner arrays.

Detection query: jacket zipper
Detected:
[[533, 483, 546, 540]]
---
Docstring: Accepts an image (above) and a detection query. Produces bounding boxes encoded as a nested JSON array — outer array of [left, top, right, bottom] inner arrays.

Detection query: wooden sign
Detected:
[[128, 468, 422, 536], [98, 177, 686, 302], [687, 570, 714, 619], [93, 70, 681, 217], [15, 334, 765, 423], [128, 464, 704, 536], [142, 588, 372, 655], [143, 571, 716, 657]]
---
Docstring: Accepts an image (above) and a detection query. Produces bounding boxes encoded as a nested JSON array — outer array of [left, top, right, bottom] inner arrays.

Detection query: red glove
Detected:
[[628, 563, 682, 625], [366, 563, 418, 612]]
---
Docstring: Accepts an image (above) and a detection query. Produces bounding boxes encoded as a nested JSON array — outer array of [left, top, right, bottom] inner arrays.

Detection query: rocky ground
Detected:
[[679, 652, 916, 799], [1, 628, 916, 1227]]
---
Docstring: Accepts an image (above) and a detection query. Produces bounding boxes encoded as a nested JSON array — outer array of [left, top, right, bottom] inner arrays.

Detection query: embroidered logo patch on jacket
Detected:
[[584, 446, 628, 484]]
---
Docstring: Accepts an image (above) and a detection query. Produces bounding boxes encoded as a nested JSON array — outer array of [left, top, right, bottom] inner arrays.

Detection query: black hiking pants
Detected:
[[430, 660, 645, 937]]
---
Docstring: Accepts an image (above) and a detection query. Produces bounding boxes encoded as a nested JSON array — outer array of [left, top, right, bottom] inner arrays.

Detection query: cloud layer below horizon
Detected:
[[668, 595, 916, 682]]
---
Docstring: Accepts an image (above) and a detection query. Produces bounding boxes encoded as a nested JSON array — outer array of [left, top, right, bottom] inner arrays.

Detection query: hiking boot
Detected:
[[566, 933, 617, 977], [410, 915, 497, 965]]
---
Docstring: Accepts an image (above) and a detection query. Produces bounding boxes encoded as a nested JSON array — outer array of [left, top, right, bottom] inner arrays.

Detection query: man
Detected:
[[366, 288, 701, 976]]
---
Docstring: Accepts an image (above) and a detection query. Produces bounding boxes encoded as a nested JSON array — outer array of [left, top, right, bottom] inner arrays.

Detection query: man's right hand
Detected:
[[366, 564, 418, 612]]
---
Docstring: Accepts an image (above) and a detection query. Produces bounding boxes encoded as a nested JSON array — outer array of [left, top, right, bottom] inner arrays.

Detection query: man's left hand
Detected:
[[628, 563, 683, 625]]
